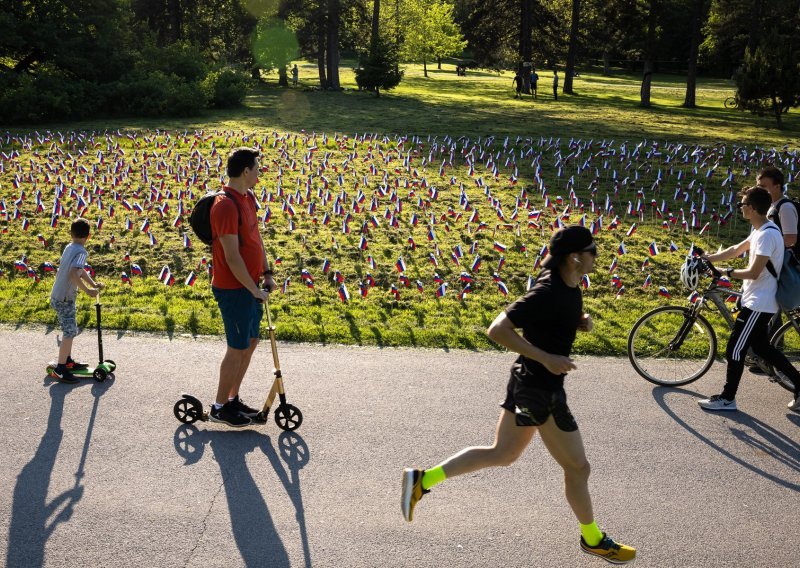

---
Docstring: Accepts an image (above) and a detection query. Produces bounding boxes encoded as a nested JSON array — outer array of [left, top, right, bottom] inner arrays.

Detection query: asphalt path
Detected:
[[1, 326, 798, 568]]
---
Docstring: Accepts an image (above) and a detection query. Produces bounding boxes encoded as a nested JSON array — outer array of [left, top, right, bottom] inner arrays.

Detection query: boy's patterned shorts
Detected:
[[51, 299, 78, 338]]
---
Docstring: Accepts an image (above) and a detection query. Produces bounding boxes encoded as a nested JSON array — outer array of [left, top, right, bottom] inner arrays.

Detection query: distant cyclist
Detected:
[[401, 226, 636, 564]]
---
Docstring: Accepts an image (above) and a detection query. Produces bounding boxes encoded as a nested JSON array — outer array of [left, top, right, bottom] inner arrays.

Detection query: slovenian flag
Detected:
[[131, 264, 143, 276], [658, 286, 671, 298], [436, 283, 448, 297], [615, 286, 626, 299], [643, 274, 652, 288], [338, 284, 350, 303], [626, 223, 637, 237], [321, 257, 331, 274], [281, 277, 291, 294], [183, 233, 191, 248], [368, 255, 376, 269], [141, 219, 150, 233], [121, 272, 132, 285], [609, 257, 618, 274], [612, 274, 622, 288], [669, 241, 679, 253], [185, 272, 197, 286], [158, 266, 170, 282], [359, 235, 368, 250], [648, 242, 659, 256], [497, 281, 509, 296], [471, 255, 481, 272], [416, 280, 424, 293]]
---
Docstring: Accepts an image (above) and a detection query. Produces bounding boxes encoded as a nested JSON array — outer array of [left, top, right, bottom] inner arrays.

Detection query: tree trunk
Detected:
[[423, 57, 428, 77], [278, 66, 289, 87], [682, 0, 703, 108], [747, 0, 763, 55], [563, 0, 581, 94], [371, 0, 380, 53], [317, 32, 327, 88], [602, 52, 610, 75], [519, 0, 532, 94], [326, 0, 341, 89], [437, 58, 442, 69], [168, 0, 182, 42], [640, 0, 657, 107]]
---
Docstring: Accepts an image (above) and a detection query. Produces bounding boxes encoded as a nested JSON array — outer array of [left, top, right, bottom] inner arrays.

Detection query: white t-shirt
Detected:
[[767, 198, 798, 237], [742, 221, 784, 313]]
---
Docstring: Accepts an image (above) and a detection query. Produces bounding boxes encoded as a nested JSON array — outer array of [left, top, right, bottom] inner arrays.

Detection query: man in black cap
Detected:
[[401, 226, 636, 565]]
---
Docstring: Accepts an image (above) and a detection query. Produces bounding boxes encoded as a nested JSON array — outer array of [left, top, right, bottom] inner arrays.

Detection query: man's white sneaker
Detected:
[[698, 395, 737, 411]]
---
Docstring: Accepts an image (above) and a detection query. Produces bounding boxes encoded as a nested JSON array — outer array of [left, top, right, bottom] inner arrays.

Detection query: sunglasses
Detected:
[[581, 244, 598, 256], [736, 201, 750, 209]]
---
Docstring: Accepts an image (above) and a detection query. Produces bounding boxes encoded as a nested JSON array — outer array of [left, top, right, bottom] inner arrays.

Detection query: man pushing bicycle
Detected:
[[698, 185, 800, 412]]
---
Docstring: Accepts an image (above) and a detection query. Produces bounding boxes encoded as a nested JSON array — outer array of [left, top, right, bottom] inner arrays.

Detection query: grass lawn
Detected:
[[2, 63, 798, 354]]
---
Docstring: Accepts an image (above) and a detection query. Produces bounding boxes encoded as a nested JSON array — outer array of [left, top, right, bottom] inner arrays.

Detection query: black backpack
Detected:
[[188, 190, 243, 246], [768, 197, 800, 255]]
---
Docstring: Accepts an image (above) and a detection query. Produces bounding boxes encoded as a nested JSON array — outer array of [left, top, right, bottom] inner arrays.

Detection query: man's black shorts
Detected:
[[500, 376, 578, 432]]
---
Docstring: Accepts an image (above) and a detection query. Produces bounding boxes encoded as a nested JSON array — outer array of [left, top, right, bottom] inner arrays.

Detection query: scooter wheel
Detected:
[[174, 398, 202, 424], [93, 368, 108, 382], [105, 360, 117, 372], [274, 404, 302, 431]]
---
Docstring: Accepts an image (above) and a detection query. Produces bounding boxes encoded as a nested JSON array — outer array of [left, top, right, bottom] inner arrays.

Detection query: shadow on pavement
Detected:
[[174, 426, 311, 568], [6, 376, 114, 568], [652, 386, 800, 491]]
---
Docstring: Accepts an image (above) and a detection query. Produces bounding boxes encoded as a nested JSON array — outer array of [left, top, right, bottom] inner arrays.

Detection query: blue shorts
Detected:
[[51, 298, 79, 338], [212, 287, 263, 350]]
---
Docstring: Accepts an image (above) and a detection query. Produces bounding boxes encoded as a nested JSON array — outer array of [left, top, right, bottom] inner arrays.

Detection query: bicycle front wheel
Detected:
[[628, 306, 717, 386], [769, 321, 800, 392], [724, 96, 737, 109]]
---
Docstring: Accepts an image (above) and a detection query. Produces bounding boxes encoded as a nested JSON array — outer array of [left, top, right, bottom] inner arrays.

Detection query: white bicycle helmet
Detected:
[[680, 256, 704, 291]]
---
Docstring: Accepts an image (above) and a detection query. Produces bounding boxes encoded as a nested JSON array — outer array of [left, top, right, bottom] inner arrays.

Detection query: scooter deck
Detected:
[[46, 361, 116, 380]]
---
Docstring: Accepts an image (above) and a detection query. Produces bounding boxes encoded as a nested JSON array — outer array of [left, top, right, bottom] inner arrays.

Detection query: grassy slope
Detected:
[[1, 63, 798, 354]]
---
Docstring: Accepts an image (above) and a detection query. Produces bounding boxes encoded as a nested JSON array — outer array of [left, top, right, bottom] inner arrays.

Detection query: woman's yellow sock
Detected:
[[580, 521, 603, 547], [421, 466, 446, 490]]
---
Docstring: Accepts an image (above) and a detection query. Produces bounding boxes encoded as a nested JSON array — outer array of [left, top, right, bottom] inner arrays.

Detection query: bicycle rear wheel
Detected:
[[769, 321, 800, 392], [628, 306, 717, 386]]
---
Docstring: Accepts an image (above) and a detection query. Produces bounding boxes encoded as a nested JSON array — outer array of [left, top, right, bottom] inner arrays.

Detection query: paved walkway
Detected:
[[1, 327, 798, 567]]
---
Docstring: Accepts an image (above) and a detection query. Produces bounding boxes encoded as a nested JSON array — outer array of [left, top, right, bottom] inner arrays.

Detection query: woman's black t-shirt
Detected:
[[504, 268, 583, 391]]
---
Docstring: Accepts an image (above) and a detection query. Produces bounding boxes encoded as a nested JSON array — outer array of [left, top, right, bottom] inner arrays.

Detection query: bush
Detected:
[[0, 70, 102, 123], [110, 71, 207, 117], [202, 68, 251, 108]]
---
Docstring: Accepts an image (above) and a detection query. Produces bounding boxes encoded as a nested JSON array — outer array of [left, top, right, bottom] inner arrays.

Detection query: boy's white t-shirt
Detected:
[[742, 221, 784, 313]]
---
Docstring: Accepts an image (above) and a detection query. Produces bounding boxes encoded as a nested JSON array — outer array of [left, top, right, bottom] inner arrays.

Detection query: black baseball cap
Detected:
[[541, 225, 596, 268]]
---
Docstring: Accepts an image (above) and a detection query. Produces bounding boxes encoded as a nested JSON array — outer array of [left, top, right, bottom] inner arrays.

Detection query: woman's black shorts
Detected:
[[500, 376, 578, 432]]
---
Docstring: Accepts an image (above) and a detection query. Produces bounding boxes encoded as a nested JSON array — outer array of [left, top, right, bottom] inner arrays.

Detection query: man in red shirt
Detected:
[[209, 147, 276, 427]]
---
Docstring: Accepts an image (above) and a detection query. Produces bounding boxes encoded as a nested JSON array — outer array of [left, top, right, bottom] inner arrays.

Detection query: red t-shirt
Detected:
[[210, 187, 264, 289]]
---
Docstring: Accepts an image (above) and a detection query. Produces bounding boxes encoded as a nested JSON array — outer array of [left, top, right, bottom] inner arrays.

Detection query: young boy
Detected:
[[49, 218, 102, 383]]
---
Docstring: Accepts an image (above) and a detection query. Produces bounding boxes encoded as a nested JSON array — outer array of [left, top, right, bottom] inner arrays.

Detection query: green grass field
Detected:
[[2, 63, 797, 354]]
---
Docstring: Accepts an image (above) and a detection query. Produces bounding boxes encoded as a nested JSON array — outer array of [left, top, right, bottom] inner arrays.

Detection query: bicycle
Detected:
[[724, 96, 739, 110], [627, 256, 798, 391]]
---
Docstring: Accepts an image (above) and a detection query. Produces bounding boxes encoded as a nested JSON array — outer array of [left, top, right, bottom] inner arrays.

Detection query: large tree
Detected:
[[400, 0, 466, 77]]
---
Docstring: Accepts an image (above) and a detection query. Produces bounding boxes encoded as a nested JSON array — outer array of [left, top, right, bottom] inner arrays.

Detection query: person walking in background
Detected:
[[530, 67, 539, 98], [512, 71, 523, 99], [291, 64, 299, 86], [553, 68, 559, 101], [401, 226, 637, 565]]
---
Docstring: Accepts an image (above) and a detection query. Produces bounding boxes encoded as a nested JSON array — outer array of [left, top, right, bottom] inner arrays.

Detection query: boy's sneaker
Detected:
[[401, 468, 429, 522], [580, 533, 636, 564], [229, 395, 260, 418], [788, 395, 800, 412], [698, 394, 737, 411], [66, 356, 89, 370], [50, 365, 79, 384], [209, 402, 252, 427]]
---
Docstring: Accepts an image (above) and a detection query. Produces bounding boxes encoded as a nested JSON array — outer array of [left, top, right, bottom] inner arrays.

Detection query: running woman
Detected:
[[401, 225, 636, 565]]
